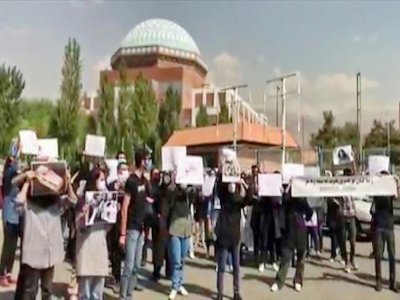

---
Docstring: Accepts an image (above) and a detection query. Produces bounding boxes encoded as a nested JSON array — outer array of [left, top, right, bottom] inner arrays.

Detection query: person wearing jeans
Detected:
[[119, 148, 152, 300], [340, 195, 357, 272], [166, 183, 193, 300], [370, 171, 398, 293]]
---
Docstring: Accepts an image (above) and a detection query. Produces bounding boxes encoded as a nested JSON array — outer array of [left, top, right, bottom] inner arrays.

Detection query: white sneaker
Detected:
[[258, 263, 265, 273], [189, 252, 195, 259], [270, 283, 279, 292], [329, 258, 334, 263], [169, 289, 178, 300], [179, 286, 189, 297], [295, 283, 302, 292], [228, 265, 233, 273], [339, 260, 346, 266], [345, 266, 351, 273], [272, 263, 279, 272]]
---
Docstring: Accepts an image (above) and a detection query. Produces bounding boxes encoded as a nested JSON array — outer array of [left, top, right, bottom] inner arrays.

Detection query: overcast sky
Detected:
[[1, 0, 400, 140]]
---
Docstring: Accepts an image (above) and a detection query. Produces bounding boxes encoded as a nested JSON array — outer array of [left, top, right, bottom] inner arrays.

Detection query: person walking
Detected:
[[371, 170, 398, 293]]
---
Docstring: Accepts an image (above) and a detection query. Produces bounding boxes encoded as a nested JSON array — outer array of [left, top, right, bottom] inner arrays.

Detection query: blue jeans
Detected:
[[78, 276, 105, 300], [120, 229, 144, 300], [169, 236, 189, 290]]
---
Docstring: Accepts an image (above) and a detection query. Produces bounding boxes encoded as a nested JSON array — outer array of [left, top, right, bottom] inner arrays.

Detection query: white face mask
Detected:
[[228, 183, 236, 193], [97, 180, 107, 191], [163, 175, 171, 185], [118, 170, 130, 183]]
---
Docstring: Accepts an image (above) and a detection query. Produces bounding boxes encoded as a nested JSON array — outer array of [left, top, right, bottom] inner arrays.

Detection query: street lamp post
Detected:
[[266, 73, 298, 168]]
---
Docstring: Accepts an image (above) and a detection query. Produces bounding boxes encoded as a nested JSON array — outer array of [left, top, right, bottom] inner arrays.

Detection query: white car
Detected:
[[353, 197, 372, 238]]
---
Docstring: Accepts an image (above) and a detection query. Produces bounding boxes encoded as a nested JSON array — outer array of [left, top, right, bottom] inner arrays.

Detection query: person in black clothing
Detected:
[[215, 176, 252, 300], [326, 197, 346, 263], [271, 185, 313, 293], [151, 171, 172, 282], [119, 148, 152, 300], [249, 165, 263, 269], [371, 171, 398, 293]]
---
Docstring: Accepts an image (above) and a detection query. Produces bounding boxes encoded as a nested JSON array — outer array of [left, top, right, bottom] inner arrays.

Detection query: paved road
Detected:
[[1, 227, 400, 300]]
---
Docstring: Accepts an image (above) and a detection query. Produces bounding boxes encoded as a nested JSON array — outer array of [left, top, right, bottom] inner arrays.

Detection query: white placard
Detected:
[[291, 175, 398, 197], [85, 134, 106, 157], [258, 174, 282, 196], [368, 155, 390, 175], [202, 175, 216, 197], [333, 145, 354, 166], [220, 148, 241, 183], [37, 138, 59, 158], [19, 130, 39, 155], [304, 166, 320, 178], [176, 155, 204, 186], [282, 163, 304, 184], [105, 159, 119, 184], [161, 146, 187, 171]]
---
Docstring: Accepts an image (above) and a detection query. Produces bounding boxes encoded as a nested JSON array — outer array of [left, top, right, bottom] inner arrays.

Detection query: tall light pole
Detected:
[[266, 73, 298, 168], [356, 72, 362, 169], [276, 85, 280, 127], [297, 77, 301, 147], [220, 84, 248, 153]]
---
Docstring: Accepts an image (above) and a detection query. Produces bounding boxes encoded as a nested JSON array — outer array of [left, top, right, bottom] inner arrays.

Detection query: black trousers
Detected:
[[275, 232, 306, 288], [19, 264, 54, 300], [107, 223, 123, 282], [373, 228, 396, 285], [0, 222, 19, 276]]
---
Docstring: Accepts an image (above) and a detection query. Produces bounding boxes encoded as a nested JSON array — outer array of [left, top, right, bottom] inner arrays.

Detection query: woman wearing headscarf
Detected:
[[215, 174, 253, 300], [270, 184, 313, 293]]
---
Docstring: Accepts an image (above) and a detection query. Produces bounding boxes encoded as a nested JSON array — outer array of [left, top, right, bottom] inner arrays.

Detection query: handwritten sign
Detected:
[[37, 138, 59, 159], [282, 163, 304, 184], [85, 134, 106, 157], [19, 130, 39, 155], [220, 148, 241, 183], [291, 175, 398, 197], [161, 146, 187, 171], [202, 174, 216, 197], [368, 155, 390, 175]]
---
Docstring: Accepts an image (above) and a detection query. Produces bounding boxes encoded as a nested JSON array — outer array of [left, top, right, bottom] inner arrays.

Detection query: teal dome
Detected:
[[121, 18, 200, 55]]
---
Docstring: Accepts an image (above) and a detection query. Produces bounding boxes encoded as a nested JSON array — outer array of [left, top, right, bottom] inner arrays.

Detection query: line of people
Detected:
[[0, 149, 399, 300]]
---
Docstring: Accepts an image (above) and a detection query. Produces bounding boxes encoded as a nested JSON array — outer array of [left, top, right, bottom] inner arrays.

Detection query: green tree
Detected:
[[98, 73, 118, 154], [310, 111, 338, 148], [0, 64, 25, 154], [196, 104, 210, 127], [218, 100, 231, 124], [18, 99, 55, 137], [157, 86, 181, 144], [337, 122, 358, 147], [50, 38, 82, 161]]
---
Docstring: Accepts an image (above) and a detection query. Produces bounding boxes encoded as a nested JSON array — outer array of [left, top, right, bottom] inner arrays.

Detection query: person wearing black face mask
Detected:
[[152, 171, 172, 282]]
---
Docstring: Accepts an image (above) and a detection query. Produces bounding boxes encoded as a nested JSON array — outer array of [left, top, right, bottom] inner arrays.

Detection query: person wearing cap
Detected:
[[370, 170, 398, 293]]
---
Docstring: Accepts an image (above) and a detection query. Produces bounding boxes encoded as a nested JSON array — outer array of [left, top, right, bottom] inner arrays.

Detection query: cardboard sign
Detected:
[[258, 173, 282, 196], [176, 155, 204, 186], [19, 130, 39, 155], [30, 161, 67, 197], [202, 174, 216, 197], [333, 145, 354, 166], [282, 163, 304, 184], [37, 138, 59, 159], [368, 155, 390, 175], [161, 146, 187, 171], [85, 191, 119, 226], [85, 134, 106, 157], [291, 175, 398, 197], [220, 148, 241, 183]]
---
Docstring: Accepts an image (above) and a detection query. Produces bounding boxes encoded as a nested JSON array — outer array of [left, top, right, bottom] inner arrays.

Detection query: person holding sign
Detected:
[[14, 167, 77, 300], [119, 148, 153, 300], [370, 171, 399, 293], [270, 185, 313, 293], [75, 167, 111, 299], [215, 175, 253, 300]]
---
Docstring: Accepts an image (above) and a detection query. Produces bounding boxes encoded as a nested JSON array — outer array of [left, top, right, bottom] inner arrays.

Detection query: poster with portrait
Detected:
[[175, 155, 204, 186], [333, 145, 354, 166], [220, 148, 241, 183], [85, 191, 119, 226], [30, 161, 67, 197], [161, 146, 187, 171]]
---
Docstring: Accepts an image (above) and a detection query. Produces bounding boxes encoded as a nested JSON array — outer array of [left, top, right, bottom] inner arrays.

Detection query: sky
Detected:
[[1, 0, 400, 142]]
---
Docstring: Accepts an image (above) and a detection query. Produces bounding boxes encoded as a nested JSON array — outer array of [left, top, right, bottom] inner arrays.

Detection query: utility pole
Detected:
[[266, 73, 298, 168], [297, 78, 301, 147], [356, 72, 362, 170], [220, 84, 248, 153], [276, 86, 280, 127]]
